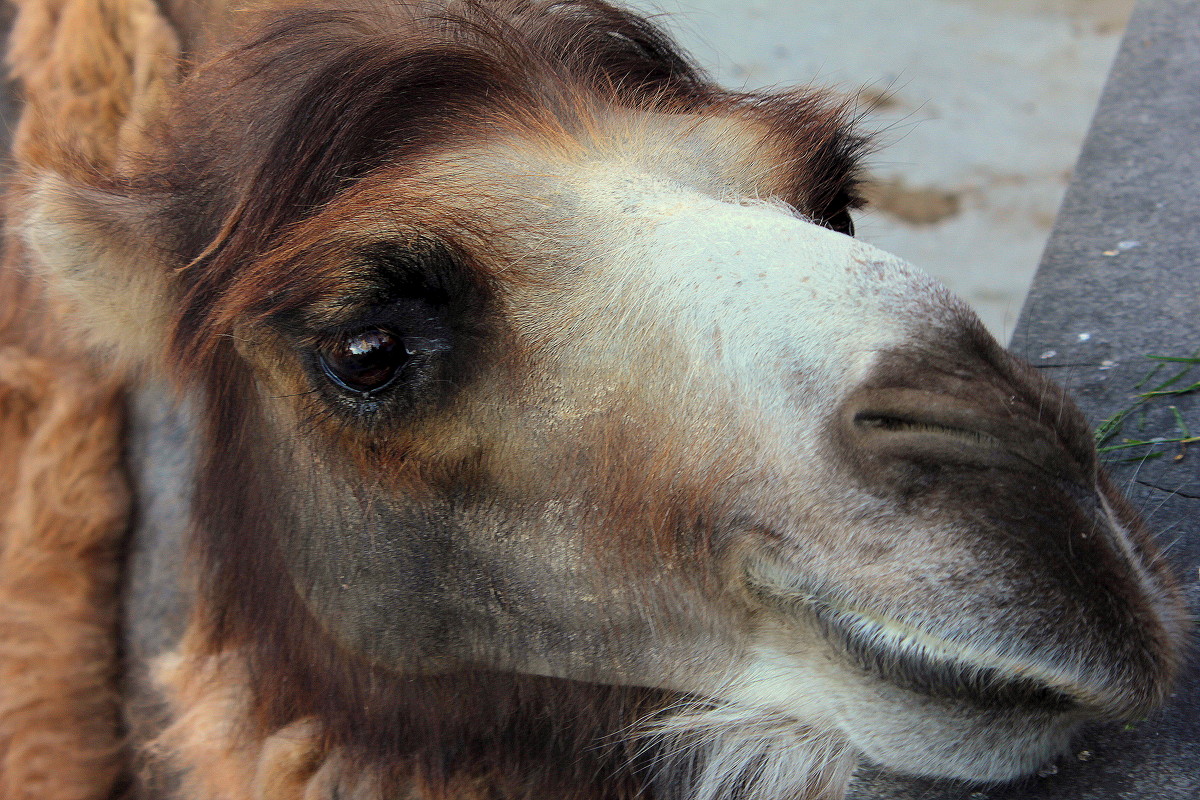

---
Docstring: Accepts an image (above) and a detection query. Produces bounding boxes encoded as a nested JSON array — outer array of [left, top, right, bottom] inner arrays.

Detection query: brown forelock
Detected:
[[155, 0, 705, 370], [119, 0, 867, 380]]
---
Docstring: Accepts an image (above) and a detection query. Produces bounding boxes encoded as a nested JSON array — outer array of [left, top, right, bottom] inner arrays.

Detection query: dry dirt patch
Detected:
[[945, 0, 1135, 34], [864, 178, 963, 226]]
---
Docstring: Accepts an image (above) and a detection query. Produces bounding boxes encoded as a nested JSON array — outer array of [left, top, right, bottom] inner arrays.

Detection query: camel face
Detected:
[[12, 1, 1186, 796], [204, 139, 1179, 783]]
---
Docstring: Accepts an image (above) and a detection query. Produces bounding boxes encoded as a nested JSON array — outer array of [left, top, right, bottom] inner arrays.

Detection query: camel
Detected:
[[0, 1, 1187, 799]]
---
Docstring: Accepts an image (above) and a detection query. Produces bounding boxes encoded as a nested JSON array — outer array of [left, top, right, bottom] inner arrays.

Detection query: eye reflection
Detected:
[[318, 328, 407, 394]]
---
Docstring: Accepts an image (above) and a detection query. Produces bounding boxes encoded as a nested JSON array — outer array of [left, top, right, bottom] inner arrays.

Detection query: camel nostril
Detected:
[[842, 388, 1090, 486], [852, 412, 1005, 451]]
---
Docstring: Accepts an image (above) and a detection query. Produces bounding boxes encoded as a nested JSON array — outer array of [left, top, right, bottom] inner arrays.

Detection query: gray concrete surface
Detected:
[[850, 0, 1200, 796], [629, 0, 1136, 341]]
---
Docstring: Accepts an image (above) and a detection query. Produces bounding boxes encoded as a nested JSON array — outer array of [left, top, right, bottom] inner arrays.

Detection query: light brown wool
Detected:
[[0, 350, 127, 800]]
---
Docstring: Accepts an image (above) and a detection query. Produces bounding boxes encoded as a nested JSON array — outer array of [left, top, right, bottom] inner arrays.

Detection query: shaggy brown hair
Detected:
[[0, 349, 128, 800]]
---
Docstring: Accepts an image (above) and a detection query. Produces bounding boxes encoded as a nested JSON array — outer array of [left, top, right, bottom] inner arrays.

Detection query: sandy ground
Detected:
[[626, 0, 1135, 342]]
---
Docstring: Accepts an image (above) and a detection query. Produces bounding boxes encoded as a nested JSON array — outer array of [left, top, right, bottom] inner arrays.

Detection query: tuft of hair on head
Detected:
[[640, 701, 859, 800]]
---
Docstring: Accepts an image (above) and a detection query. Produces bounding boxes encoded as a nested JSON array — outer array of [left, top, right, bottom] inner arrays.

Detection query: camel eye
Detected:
[[318, 328, 408, 394], [825, 208, 855, 237]]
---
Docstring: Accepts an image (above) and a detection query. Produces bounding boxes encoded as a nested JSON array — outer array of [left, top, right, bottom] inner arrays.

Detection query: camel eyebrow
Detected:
[[263, 237, 491, 342]]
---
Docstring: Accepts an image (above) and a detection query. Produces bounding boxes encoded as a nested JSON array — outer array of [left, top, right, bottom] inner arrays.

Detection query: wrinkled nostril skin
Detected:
[[834, 326, 1102, 485], [841, 387, 1093, 488]]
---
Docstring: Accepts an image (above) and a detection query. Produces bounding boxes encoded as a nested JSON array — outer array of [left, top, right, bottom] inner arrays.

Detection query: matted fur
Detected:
[[148, 630, 384, 800], [6, 0, 180, 171], [0, 0, 177, 797], [0, 349, 128, 800]]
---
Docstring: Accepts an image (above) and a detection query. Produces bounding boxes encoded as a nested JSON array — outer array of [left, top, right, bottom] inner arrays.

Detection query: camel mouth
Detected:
[[744, 569, 1079, 714], [804, 598, 1077, 713]]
